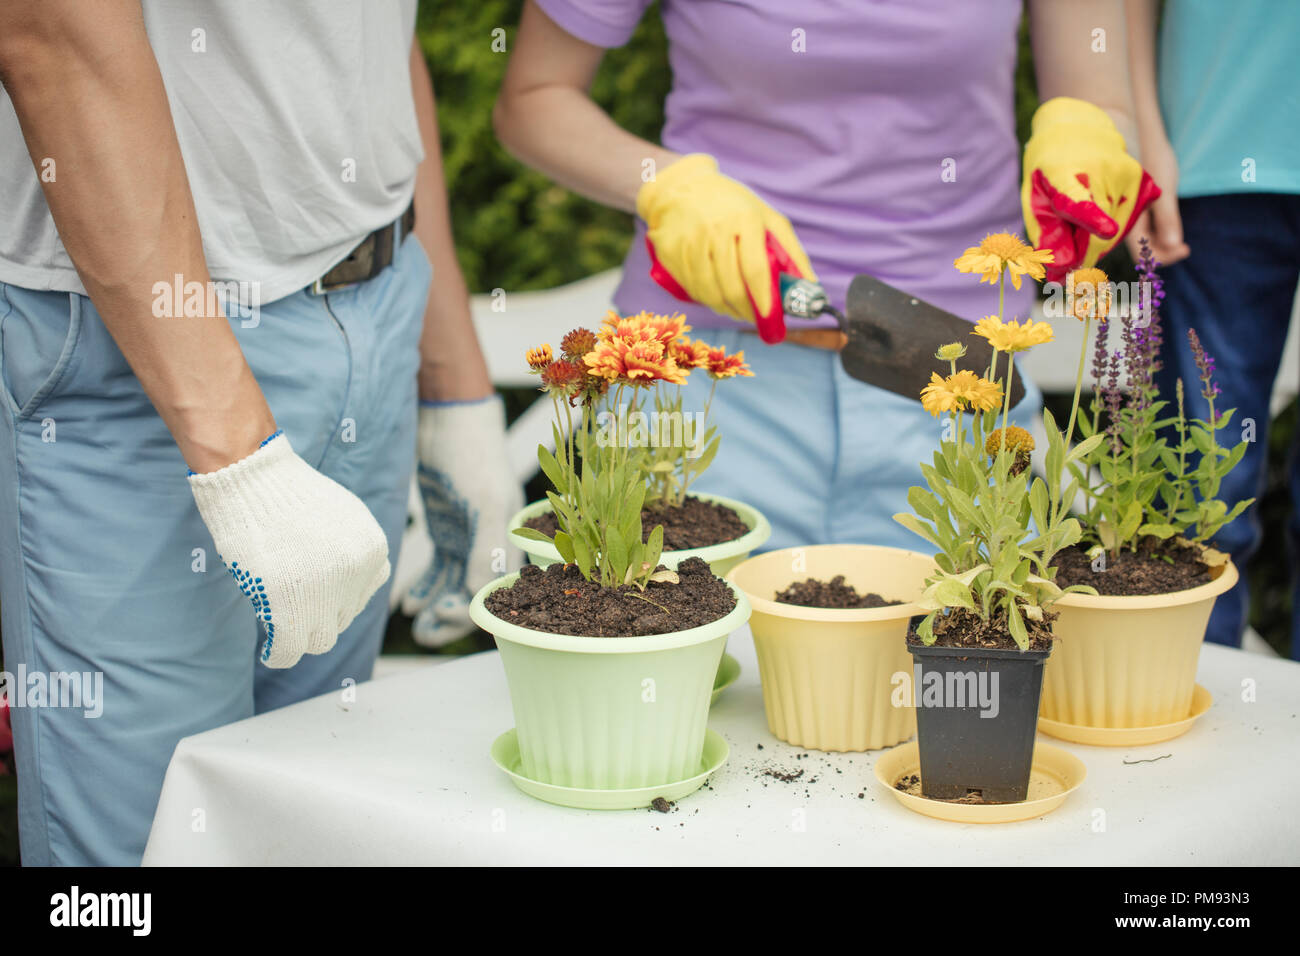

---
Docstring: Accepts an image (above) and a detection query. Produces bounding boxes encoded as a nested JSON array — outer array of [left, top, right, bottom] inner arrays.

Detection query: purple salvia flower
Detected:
[[1105, 350, 1124, 452], [1187, 328, 1222, 404], [1124, 238, 1166, 409], [1091, 314, 1111, 386]]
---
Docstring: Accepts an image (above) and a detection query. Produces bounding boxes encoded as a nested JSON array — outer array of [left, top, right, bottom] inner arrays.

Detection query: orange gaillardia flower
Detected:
[[560, 328, 598, 361], [539, 359, 585, 396], [670, 336, 711, 370], [598, 310, 689, 348], [585, 336, 688, 386], [705, 346, 753, 380], [526, 344, 553, 371], [954, 233, 1055, 290]]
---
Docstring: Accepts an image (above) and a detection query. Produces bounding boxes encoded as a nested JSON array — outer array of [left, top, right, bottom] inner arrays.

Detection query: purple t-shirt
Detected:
[[535, 0, 1032, 328]]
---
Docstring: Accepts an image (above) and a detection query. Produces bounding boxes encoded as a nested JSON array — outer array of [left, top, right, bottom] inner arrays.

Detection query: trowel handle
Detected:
[[778, 273, 830, 319]]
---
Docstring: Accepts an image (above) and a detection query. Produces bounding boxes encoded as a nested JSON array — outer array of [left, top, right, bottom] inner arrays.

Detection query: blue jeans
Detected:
[[679, 326, 1043, 554], [1152, 193, 1300, 656], [0, 235, 430, 864]]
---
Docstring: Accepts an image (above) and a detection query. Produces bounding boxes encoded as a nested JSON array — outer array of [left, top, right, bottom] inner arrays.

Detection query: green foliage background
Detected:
[[417, 0, 670, 294]]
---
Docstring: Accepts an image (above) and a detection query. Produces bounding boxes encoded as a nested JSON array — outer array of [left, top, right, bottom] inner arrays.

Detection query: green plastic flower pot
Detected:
[[469, 573, 752, 791], [507, 493, 771, 578]]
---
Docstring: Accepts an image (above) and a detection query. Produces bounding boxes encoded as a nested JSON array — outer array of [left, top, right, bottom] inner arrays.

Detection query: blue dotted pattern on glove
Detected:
[[228, 560, 276, 662]]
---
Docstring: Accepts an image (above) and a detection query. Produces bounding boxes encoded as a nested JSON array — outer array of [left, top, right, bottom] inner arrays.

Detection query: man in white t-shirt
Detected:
[[0, 0, 518, 864]]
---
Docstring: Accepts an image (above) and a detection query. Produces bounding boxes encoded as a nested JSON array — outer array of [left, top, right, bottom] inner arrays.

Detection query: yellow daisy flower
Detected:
[[946, 369, 1003, 412], [971, 315, 1055, 353], [954, 233, 1055, 290], [920, 370, 1003, 417], [921, 372, 962, 416], [935, 342, 967, 361]]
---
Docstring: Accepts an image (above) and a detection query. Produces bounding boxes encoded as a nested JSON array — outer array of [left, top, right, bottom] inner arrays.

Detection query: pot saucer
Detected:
[[873, 740, 1086, 824], [1037, 684, 1212, 747], [711, 653, 741, 705], [490, 729, 729, 810]]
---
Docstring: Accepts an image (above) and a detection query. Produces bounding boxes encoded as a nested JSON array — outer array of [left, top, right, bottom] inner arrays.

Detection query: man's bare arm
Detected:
[[0, 0, 275, 472], [409, 38, 493, 402]]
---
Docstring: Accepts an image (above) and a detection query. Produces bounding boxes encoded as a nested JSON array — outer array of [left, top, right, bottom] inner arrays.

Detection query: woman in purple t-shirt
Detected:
[[495, 0, 1150, 552]]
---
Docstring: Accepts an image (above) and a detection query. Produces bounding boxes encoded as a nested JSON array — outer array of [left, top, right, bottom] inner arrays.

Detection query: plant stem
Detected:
[[1065, 314, 1091, 448], [999, 351, 1014, 456], [1167, 382, 1187, 525]]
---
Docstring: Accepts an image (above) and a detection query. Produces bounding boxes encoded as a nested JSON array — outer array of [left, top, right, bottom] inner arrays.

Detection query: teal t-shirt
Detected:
[[1159, 0, 1300, 198]]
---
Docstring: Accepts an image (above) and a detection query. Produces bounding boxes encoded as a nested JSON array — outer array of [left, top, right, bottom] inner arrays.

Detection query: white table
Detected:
[[143, 629, 1300, 865]]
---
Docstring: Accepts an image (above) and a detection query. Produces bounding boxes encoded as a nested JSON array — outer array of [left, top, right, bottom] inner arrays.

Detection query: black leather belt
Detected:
[[310, 200, 416, 294]]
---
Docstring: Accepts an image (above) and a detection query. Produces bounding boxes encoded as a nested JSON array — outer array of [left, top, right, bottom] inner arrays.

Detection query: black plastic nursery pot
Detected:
[[906, 641, 1052, 803]]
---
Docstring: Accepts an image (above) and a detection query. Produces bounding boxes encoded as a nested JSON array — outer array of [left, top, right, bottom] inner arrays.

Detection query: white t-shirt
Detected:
[[0, 0, 423, 305]]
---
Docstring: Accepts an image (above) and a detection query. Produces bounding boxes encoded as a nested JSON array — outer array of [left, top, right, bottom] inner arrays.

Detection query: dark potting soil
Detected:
[[522, 495, 748, 551], [483, 556, 736, 637], [894, 773, 1007, 805], [1052, 538, 1212, 596], [907, 606, 1054, 652], [774, 575, 900, 609]]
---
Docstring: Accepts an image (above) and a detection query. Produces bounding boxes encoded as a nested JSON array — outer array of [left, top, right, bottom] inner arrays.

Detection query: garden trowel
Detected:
[[780, 273, 1025, 407]]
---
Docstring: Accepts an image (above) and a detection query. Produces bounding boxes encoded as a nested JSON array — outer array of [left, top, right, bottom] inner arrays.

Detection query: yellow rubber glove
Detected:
[[1021, 97, 1161, 283], [637, 154, 816, 343]]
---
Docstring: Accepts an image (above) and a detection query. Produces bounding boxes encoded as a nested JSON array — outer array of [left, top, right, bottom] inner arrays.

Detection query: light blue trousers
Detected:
[[0, 235, 430, 865], [679, 327, 1043, 553]]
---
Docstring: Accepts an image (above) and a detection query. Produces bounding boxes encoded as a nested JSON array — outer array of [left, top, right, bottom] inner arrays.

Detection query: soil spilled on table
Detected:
[[1052, 538, 1212, 596], [775, 575, 900, 609], [522, 495, 748, 551], [484, 556, 735, 636], [907, 606, 1053, 651]]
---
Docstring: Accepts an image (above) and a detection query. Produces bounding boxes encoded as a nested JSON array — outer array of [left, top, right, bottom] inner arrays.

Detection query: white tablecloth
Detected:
[[143, 629, 1300, 865]]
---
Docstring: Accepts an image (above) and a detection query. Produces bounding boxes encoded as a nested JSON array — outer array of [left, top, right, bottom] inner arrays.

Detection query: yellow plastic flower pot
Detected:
[[1040, 561, 1238, 731], [508, 493, 771, 578], [727, 544, 934, 752], [470, 573, 752, 791]]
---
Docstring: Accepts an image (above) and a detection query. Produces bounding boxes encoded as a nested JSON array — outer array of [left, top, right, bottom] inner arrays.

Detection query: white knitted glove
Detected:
[[403, 396, 522, 647], [189, 432, 391, 668]]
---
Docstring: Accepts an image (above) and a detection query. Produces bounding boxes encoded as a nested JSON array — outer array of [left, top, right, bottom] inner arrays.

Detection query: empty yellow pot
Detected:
[[1041, 561, 1238, 729], [727, 545, 934, 752]]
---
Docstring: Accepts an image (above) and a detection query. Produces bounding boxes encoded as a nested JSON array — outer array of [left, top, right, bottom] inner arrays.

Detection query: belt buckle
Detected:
[[309, 213, 407, 296], [310, 276, 357, 296]]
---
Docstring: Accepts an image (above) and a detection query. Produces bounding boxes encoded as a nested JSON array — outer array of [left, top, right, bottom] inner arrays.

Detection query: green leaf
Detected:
[[604, 527, 629, 580], [537, 446, 568, 495], [569, 533, 592, 575], [893, 512, 943, 550], [1028, 478, 1049, 530], [907, 486, 943, 521], [1137, 523, 1178, 540], [511, 526, 554, 543], [1066, 433, 1104, 465], [1118, 499, 1144, 543], [553, 530, 576, 565], [1006, 601, 1029, 651], [642, 524, 664, 576]]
